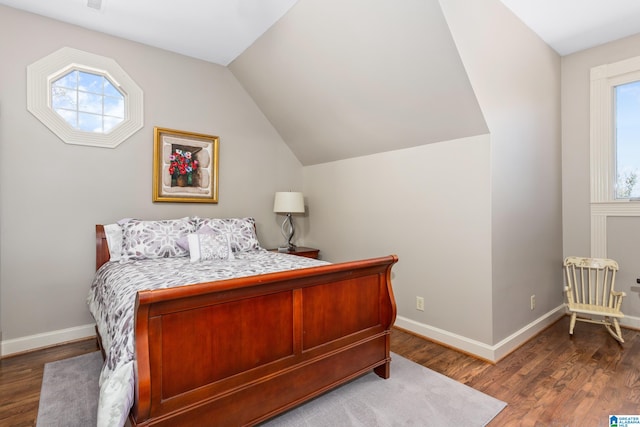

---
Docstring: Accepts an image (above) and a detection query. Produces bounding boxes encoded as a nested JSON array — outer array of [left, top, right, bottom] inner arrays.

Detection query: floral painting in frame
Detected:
[[153, 127, 219, 203]]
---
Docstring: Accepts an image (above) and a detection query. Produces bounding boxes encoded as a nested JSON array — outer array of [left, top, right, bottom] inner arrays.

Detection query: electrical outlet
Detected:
[[416, 296, 425, 311], [530, 295, 536, 310]]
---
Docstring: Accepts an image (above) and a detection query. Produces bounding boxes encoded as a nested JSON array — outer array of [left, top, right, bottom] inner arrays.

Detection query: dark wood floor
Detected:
[[392, 316, 640, 427], [0, 338, 98, 427], [0, 316, 638, 426]]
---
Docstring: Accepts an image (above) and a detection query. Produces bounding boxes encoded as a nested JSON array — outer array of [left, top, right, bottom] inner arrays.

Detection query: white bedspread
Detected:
[[87, 249, 328, 427]]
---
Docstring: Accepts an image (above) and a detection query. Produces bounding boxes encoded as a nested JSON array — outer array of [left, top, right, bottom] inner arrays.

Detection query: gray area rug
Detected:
[[37, 351, 505, 426], [36, 351, 103, 427]]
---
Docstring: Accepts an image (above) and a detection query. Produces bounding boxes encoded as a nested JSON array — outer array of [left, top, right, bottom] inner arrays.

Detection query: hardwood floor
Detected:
[[391, 316, 640, 427], [0, 338, 98, 427], [0, 316, 638, 426]]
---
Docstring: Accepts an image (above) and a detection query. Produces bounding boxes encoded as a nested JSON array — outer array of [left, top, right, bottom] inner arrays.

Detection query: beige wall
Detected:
[[303, 135, 493, 342], [608, 217, 640, 318], [0, 6, 304, 354], [293, 0, 563, 353], [562, 32, 640, 324], [440, 0, 563, 346]]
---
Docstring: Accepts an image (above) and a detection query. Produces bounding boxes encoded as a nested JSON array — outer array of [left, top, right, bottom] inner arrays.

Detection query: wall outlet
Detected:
[[416, 296, 425, 311], [530, 295, 536, 310]]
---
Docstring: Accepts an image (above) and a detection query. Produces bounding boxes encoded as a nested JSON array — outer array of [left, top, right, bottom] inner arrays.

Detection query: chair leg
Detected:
[[612, 318, 624, 343], [603, 317, 624, 343], [569, 313, 577, 336]]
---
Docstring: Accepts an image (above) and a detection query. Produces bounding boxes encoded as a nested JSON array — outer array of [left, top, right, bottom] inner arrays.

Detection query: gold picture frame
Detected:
[[153, 127, 219, 203]]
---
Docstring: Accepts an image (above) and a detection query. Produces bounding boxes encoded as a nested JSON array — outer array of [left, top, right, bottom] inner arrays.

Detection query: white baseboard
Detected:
[[620, 313, 640, 330], [3, 307, 636, 359], [1, 323, 96, 357], [395, 305, 566, 363]]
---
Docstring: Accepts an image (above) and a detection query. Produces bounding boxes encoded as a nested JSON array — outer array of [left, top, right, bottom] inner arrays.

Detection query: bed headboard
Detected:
[[96, 224, 110, 270]]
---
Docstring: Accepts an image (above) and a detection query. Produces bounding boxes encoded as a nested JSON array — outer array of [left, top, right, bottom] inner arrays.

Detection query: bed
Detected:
[[88, 217, 398, 427]]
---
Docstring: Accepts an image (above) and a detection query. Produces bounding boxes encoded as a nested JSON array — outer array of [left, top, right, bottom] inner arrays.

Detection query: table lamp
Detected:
[[273, 191, 305, 251]]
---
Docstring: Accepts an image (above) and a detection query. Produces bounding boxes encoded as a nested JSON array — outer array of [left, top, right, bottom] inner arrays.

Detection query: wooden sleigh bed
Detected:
[[94, 224, 398, 426]]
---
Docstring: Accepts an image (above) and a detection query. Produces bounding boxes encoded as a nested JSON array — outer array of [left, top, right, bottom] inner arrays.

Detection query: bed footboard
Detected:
[[130, 255, 398, 427]]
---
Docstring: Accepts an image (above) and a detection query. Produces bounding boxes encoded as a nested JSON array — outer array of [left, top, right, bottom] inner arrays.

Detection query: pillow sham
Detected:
[[103, 223, 123, 262], [193, 217, 260, 252], [120, 217, 194, 261], [187, 232, 234, 263]]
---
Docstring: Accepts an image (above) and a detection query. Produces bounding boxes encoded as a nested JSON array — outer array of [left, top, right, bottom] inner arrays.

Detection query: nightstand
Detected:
[[270, 247, 320, 259]]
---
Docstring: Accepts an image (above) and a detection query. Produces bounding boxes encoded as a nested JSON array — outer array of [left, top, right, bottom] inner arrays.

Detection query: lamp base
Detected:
[[277, 244, 297, 253], [279, 214, 297, 252]]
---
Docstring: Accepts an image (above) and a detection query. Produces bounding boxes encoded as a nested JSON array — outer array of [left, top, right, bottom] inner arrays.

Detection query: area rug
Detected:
[[37, 352, 505, 426], [36, 351, 103, 427]]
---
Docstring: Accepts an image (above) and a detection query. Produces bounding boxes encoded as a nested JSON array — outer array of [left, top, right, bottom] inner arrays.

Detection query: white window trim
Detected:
[[590, 55, 640, 257], [27, 47, 143, 148]]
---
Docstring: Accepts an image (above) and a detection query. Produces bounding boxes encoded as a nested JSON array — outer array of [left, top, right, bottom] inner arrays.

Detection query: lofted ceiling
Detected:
[[500, 0, 640, 55], [2, 0, 640, 64], [4, 0, 640, 165], [0, 0, 299, 65]]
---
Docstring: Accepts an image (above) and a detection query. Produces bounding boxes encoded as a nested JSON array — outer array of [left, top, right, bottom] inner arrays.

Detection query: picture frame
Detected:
[[153, 127, 219, 203]]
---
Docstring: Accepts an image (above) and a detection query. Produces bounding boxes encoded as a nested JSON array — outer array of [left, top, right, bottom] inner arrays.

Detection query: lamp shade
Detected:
[[273, 192, 305, 213]]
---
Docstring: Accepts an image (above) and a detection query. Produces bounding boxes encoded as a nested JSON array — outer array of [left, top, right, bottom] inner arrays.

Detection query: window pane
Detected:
[[78, 92, 102, 114], [104, 95, 124, 118], [78, 112, 102, 133], [78, 71, 103, 94], [51, 87, 76, 109], [54, 108, 77, 127], [52, 71, 78, 89], [104, 80, 122, 97], [615, 80, 640, 199]]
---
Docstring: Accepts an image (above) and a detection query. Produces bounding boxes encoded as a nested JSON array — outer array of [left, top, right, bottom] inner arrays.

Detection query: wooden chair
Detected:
[[563, 256, 625, 343]]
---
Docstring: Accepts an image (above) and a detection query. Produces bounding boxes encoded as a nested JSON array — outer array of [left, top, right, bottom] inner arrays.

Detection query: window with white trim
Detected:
[[589, 56, 640, 257], [27, 47, 143, 148], [615, 80, 640, 199]]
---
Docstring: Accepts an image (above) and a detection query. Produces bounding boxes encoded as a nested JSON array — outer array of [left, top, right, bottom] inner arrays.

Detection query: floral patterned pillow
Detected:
[[187, 233, 234, 263], [193, 217, 261, 252], [176, 225, 215, 251], [120, 217, 194, 261]]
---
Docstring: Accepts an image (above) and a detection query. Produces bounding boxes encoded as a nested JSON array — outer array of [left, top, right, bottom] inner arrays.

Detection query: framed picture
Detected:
[[153, 127, 219, 203]]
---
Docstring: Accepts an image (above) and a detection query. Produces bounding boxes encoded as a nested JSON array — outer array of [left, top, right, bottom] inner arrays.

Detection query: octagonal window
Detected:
[[27, 47, 143, 148]]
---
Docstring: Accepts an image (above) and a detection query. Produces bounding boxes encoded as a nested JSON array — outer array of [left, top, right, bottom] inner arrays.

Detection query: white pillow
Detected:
[[188, 233, 234, 263], [103, 223, 123, 262]]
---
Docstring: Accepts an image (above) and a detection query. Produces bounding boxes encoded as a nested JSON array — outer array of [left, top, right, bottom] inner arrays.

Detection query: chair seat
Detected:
[[567, 303, 624, 318]]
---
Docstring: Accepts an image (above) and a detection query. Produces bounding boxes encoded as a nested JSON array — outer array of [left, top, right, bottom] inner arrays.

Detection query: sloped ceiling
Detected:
[[229, 0, 488, 165], [5, 1, 640, 164], [4, 0, 640, 63], [0, 0, 299, 65], [2, 0, 488, 166]]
